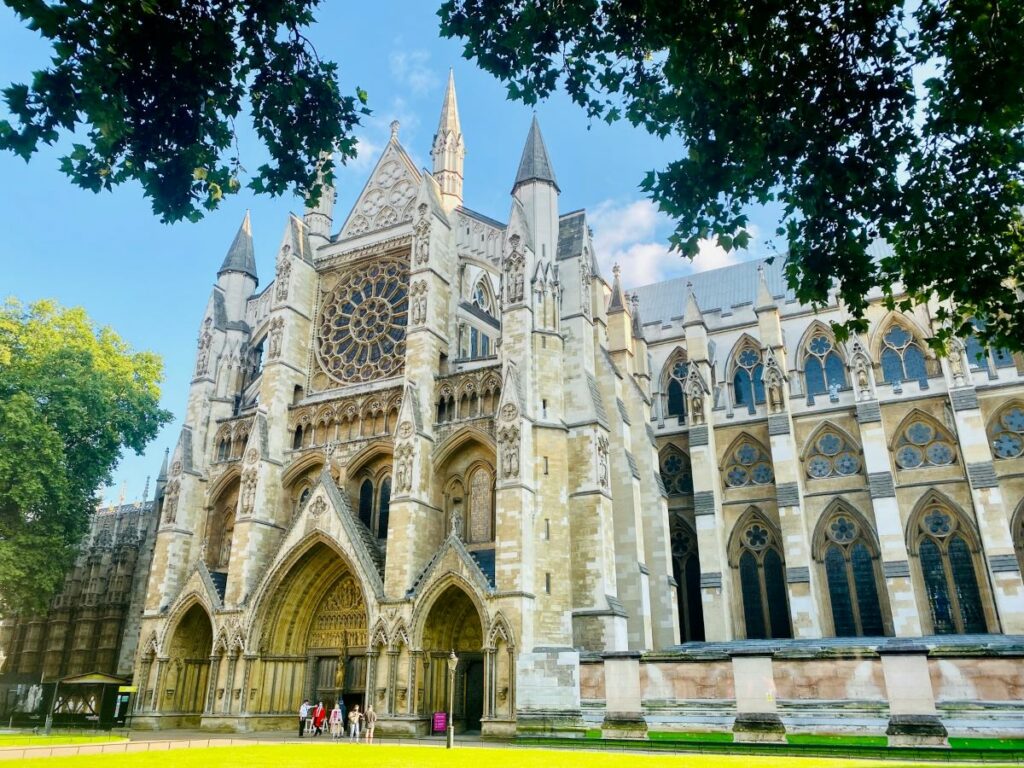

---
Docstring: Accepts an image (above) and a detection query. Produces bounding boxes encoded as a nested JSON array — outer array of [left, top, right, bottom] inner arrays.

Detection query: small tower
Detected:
[[512, 116, 559, 266], [431, 69, 465, 211], [218, 210, 258, 320]]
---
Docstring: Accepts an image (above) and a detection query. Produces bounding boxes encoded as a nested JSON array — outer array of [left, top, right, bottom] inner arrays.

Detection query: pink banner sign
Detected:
[[433, 711, 447, 733]]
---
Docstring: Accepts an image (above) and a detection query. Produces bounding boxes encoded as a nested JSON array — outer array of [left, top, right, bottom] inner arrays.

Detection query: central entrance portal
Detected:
[[421, 584, 484, 733]]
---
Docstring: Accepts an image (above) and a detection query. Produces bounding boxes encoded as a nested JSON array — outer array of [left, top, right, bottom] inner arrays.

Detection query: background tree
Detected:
[[0, 299, 172, 614], [439, 0, 1024, 353], [0, 0, 368, 223]]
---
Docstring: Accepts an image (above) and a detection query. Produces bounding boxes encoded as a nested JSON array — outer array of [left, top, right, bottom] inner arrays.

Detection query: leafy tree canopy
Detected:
[[0, 299, 172, 614], [440, 0, 1024, 353], [1, 0, 368, 223]]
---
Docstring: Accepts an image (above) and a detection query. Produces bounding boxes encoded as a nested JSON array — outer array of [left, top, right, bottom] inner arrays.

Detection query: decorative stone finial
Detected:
[[612, 263, 621, 279], [630, 292, 639, 310], [390, 120, 400, 138]]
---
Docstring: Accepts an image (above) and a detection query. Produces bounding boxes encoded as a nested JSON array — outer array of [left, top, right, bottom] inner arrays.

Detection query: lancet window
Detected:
[[912, 498, 987, 634], [893, 416, 957, 469], [356, 475, 392, 540], [733, 343, 765, 413], [965, 320, 1015, 372], [879, 324, 928, 386], [816, 506, 885, 637], [723, 438, 774, 488], [660, 447, 694, 496], [989, 404, 1024, 460], [732, 511, 791, 640], [664, 356, 688, 422], [804, 332, 847, 398], [671, 523, 705, 642], [805, 429, 861, 479]]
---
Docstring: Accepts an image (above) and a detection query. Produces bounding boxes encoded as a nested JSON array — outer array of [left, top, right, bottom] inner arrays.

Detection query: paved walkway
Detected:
[[0, 730, 489, 761]]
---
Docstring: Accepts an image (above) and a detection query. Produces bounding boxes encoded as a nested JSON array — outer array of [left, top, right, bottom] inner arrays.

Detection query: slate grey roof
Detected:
[[632, 257, 793, 326], [556, 210, 586, 260], [513, 116, 559, 192], [631, 240, 895, 327], [219, 211, 258, 282]]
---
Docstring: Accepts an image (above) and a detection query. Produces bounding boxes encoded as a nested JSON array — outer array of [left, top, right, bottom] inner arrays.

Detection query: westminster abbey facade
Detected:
[[122, 74, 1024, 741]]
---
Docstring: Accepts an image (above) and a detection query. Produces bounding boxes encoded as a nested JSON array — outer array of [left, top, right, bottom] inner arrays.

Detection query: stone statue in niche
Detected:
[[267, 317, 284, 359], [449, 499, 464, 540], [275, 246, 291, 302], [195, 318, 213, 377], [498, 425, 520, 479], [596, 435, 609, 488]]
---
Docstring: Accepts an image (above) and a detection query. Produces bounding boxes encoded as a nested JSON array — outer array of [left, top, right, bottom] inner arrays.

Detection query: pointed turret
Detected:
[[755, 262, 776, 311], [630, 293, 645, 340], [304, 152, 335, 244], [683, 281, 705, 327], [513, 116, 559, 192], [431, 69, 465, 211], [607, 263, 628, 314], [157, 447, 169, 482], [219, 211, 258, 283]]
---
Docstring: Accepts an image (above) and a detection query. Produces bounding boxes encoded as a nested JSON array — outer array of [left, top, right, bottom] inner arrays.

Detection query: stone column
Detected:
[[386, 649, 400, 715], [600, 652, 646, 738], [483, 649, 493, 719], [239, 655, 255, 714], [948, 386, 1024, 632], [366, 650, 379, 713], [205, 654, 221, 714], [407, 651, 421, 715], [880, 644, 947, 747], [730, 649, 784, 742], [151, 658, 167, 712], [857, 400, 923, 636], [222, 651, 238, 714], [766, 410, 823, 638], [135, 657, 153, 713]]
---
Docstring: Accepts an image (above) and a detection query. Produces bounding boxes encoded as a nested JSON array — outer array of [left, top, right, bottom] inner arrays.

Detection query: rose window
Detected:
[[316, 257, 409, 384], [805, 429, 861, 479], [724, 439, 774, 487], [989, 406, 1024, 460], [894, 418, 957, 469]]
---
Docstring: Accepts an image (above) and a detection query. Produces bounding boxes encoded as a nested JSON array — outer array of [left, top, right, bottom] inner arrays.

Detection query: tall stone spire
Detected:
[[607, 263, 628, 314], [755, 262, 776, 311], [513, 115, 559, 193], [218, 210, 258, 283], [431, 69, 465, 211]]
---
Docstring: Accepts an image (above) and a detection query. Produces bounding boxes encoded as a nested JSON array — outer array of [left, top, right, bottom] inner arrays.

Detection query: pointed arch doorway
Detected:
[[420, 584, 485, 733]]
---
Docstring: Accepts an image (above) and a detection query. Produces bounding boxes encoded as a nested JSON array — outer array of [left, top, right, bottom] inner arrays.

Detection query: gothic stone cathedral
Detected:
[[131, 74, 1024, 741]]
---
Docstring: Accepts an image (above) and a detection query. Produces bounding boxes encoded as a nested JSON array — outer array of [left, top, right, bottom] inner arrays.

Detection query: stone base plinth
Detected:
[[886, 714, 949, 748], [377, 715, 428, 737], [732, 712, 786, 743], [516, 709, 587, 738], [601, 712, 648, 739], [482, 717, 517, 739]]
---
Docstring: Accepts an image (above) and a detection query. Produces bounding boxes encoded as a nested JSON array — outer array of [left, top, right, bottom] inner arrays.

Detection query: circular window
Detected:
[[315, 257, 409, 384]]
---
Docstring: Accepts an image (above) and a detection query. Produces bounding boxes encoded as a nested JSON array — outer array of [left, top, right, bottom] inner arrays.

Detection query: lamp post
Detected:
[[446, 649, 458, 749]]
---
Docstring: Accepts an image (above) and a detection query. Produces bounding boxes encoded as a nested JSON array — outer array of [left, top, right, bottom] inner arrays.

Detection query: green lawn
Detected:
[[0, 733, 127, 747], [10, 744, 1020, 768]]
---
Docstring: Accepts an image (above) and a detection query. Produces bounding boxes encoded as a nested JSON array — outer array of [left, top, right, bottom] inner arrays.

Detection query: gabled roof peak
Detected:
[[513, 115, 559, 192]]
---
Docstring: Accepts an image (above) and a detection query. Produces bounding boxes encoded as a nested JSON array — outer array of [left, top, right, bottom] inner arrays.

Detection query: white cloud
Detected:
[[389, 49, 440, 96], [589, 197, 748, 287]]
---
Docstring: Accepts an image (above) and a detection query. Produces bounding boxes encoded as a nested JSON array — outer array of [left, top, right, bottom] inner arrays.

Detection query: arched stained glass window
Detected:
[[665, 357, 688, 421], [989, 405, 1024, 460], [671, 524, 705, 642], [819, 510, 885, 637], [733, 345, 765, 413], [880, 324, 928, 385], [805, 429, 862, 479], [914, 501, 987, 634], [724, 439, 774, 488], [965, 319, 1015, 371], [377, 477, 391, 539], [358, 479, 374, 529], [473, 278, 496, 317], [804, 333, 847, 398], [660, 448, 694, 496], [734, 514, 792, 640], [894, 417, 957, 469]]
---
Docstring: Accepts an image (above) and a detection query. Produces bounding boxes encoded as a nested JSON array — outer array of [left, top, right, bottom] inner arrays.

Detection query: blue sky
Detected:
[[0, 2, 771, 504]]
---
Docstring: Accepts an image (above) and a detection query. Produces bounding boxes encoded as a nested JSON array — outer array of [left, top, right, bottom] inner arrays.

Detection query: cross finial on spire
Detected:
[[613, 263, 621, 278], [390, 120, 400, 138]]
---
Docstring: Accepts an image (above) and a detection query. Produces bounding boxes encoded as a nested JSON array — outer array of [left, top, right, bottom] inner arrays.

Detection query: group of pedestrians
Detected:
[[298, 698, 377, 742]]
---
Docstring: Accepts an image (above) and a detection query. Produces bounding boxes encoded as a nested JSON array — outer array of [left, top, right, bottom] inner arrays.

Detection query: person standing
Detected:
[[348, 704, 362, 741], [338, 697, 347, 739], [364, 705, 377, 743], [329, 701, 342, 739], [298, 699, 310, 738], [312, 700, 326, 736]]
